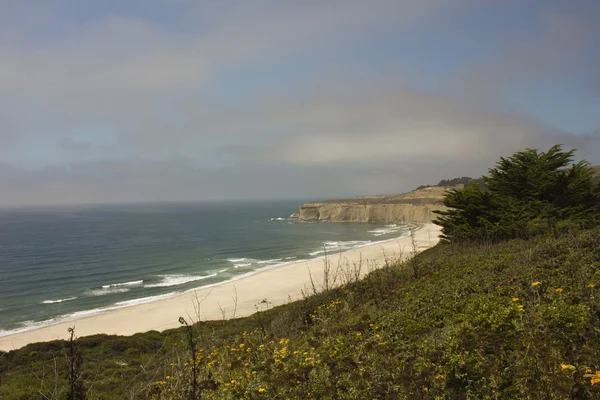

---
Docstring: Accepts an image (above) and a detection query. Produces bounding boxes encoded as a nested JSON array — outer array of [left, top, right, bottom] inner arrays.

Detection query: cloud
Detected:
[[0, 1, 598, 205], [59, 137, 93, 152], [457, 7, 600, 99], [0, 0, 473, 163], [178, 80, 600, 166]]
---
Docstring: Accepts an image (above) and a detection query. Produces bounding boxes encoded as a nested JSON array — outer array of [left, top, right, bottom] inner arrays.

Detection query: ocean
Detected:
[[0, 200, 410, 336]]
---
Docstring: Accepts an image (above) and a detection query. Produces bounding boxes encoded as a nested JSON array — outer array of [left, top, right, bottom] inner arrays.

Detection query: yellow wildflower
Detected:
[[239, 343, 245, 348], [517, 305, 525, 312], [258, 387, 267, 393], [356, 332, 362, 337], [165, 375, 171, 380], [588, 283, 596, 289], [230, 380, 236, 384], [554, 288, 564, 293], [591, 371, 600, 385], [586, 367, 592, 374], [512, 297, 519, 302], [293, 350, 300, 355], [279, 338, 289, 345], [169, 362, 176, 367], [531, 281, 541, 287], [560, 363, 574, 371]]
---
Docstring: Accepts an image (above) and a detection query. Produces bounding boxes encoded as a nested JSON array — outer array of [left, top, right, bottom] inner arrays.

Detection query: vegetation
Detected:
[[415, 176, 484, 191], [2, 145, 600, 399], [0, 314, 292, 399], [4, 225, 600, 398], [434, 145, 600, 243]]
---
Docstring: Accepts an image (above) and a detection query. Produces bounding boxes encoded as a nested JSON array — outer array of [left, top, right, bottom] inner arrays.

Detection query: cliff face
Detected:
[[298, 186, 449, 224]]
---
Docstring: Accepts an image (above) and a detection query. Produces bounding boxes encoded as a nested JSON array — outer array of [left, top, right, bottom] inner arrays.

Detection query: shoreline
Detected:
[[0, 223, 441, 351]]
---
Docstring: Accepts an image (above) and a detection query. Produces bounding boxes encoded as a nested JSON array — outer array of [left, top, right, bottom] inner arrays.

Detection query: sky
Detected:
[[0, 0, 599, 205]]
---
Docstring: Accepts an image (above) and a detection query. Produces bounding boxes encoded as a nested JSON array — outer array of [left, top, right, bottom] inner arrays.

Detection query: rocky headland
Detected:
[[298, 186, 450, 224]]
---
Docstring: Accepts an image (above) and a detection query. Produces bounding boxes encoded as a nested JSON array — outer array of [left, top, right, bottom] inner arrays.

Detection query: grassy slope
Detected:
[[2, 227, 600, 399]]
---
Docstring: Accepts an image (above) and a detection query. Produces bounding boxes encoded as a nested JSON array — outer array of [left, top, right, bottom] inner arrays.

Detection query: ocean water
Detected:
[[0, 200, 410, 336]]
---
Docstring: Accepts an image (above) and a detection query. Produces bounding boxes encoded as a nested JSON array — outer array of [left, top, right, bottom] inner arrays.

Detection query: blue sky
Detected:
[[0, 0, 599, 205]]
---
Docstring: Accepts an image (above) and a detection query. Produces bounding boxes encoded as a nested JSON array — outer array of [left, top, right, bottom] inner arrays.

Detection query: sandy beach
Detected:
[[0, 223, 441, 351]]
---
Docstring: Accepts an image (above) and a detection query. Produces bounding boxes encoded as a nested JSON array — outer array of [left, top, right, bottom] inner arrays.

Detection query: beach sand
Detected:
[[0, 223, 441, 351]]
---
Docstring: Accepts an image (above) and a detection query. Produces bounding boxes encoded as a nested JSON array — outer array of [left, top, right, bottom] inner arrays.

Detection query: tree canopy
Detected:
[[434, 145, 600, 243]]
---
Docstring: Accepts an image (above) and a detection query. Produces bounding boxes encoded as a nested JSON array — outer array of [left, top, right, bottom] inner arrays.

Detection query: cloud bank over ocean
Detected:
[[0, 0, 599, 205]]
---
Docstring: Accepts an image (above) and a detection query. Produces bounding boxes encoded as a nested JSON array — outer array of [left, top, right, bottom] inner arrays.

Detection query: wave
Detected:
[[227, 258, 249, 263], [256, 258, 283, 264], [113, 292, 177, 307], [233, 263, 252, 268], [86, 287, 130, 296], [101, 280, 144, 289], [309, 240, 373, 256], [368, 224, 408, 237], [42, 297, 77, 304], [144, 273, 218, 288]]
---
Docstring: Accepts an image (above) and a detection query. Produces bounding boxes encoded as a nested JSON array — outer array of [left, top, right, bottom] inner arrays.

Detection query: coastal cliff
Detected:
[[298, 186, 449, 223]]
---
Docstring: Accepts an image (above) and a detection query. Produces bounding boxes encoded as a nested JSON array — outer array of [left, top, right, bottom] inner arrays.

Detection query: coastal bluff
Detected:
[[298, 186, 449, 224]]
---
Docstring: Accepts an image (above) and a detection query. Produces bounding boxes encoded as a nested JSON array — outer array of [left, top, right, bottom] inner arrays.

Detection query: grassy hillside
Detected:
[[2, 225, 600, 399]]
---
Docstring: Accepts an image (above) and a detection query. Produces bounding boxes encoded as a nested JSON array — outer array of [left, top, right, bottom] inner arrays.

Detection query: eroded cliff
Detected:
[[298, 186, 449, 223]]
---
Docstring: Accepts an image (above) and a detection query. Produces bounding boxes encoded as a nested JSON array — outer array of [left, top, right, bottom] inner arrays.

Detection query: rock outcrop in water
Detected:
[[298, 186, 449, 224]]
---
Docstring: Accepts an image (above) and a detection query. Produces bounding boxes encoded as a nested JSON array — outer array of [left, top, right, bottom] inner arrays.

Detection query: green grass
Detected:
[[2, 226, 600, 399]]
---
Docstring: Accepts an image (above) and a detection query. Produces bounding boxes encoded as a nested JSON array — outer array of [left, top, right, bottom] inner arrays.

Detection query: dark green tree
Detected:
[[435, 145, 600, 243]]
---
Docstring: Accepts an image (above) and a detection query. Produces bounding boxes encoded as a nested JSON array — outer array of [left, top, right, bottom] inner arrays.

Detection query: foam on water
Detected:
[[101, 280, 144, 289], [227, 258, 249, 263], [256, 258, 283, 264], [368, 224, 405, 236], [41, 297, 77, 304], [309, 240, 373, 256], [86, 287, 131, 296], [113, 292, 178, 307], [144, 273, 218, 288]]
